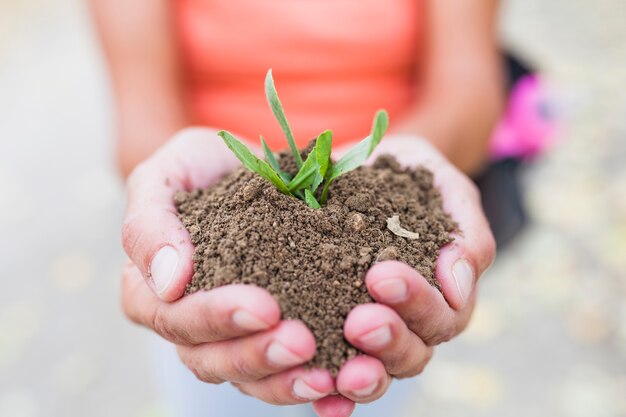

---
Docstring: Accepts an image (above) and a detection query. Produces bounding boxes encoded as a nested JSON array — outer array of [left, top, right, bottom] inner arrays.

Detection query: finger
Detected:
[[336, 356, 391, 403], [233, 367, 335, 405], [313, 395, 356, 417], [178, 320, 316, 384], [367, 136, 496, 310], [429, 161, 496, 310], [121, 261, 280, 344], [365, 150, 495, 343], [344, 304, 433, 378], [122, 128, 240, 301], [366, 261, 465, 345]]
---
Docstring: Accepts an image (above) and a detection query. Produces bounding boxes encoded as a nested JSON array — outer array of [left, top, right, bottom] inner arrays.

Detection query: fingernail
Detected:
[[267, 341, 305, 367], [293, 378, 326, 400], [371, 277, 407, 303], [452, 258, 474, 307], [351, 381, 378, 397], [232, 309, 270, 331], [150, 246, 179, 295], [358, 325, 392, 349]]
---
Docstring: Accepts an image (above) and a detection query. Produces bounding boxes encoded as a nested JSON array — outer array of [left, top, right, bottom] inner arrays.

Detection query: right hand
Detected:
[[120, 129, 352, 416]]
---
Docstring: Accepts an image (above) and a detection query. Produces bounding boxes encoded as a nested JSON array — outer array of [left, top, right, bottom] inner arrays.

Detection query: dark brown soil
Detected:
[[175, 152, 456, 375]]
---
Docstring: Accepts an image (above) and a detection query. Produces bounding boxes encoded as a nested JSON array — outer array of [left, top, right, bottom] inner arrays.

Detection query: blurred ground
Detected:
[[0, 0, 625, 416]]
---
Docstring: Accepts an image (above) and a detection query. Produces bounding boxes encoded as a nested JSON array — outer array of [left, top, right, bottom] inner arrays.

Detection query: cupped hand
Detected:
[[120, 129, 344, 416], [121, 129, 494, 417], [327, 135, 496, 408]]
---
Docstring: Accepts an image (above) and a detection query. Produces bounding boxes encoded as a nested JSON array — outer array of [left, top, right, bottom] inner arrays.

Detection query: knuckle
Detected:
[[405, 315, 456, 346], [230, 354, 263, 382], [254, 383, 287, 405], [421, 326, 457, 346], [151, 306, 185, 344], [385, 354, 409, 377], [266, 390, 287, 405], [394, 367, 419, 379], [438, 326, 457, 343], [197, 306, 222, 343], [179, 347, 225, 385], [416, 347, 434, 373], [393, 347, 434, 379], [190, 364, 224, 385], [385, 336, 419, 376]]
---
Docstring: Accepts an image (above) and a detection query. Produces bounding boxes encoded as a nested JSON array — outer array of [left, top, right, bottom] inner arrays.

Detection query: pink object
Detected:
[[490, 75, 559, 160]]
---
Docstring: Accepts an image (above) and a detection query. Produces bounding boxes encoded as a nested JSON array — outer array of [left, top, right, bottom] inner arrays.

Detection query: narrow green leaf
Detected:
[[329, 110, 389, 181], [304, 189, 321, 209], [218, 130, 292, 195], [287, 130, 332, 193], [311, 130, 332, 192], [320, 110, 389, 204], [265, 69, 303, 168], [260, 135, 281, 172], [320, 180, 331, 205], [260, 135, 292, 183], [287, 151, 317, 192]]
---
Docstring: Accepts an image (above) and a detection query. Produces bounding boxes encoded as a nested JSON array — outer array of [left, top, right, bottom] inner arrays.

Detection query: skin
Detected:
[[90, 0, 189, 177], [121, 130, 495, 416], [394, 0, 503, 175], [91, 0, 502, 178], [92, 0, 501, 415]]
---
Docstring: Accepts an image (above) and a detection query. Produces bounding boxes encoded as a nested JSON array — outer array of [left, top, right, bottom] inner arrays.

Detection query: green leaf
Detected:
[[218, 130, 292, 195], [260, 135, 281, 172], [312, 130, 332, 192], [287, 130, 332, 193], [260, 135, 292, 183], [265, 69, 303, 168], [320, 110, 389, 204], [319, 178, 331, 205], [287, 151, 318, 192], [304, 189, 321, 209], [329, 110, 388, 181]]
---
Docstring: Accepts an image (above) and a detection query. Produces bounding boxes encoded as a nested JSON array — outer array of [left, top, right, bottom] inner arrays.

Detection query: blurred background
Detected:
[[1, 0, 625, 416]]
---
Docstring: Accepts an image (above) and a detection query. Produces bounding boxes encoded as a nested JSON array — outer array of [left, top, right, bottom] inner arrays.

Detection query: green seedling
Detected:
[[217, 69, 389, 208]]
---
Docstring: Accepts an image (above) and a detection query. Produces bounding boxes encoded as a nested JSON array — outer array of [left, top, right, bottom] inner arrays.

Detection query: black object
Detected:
[[473, 53, 533, 249], [474, 158, 527, 249]]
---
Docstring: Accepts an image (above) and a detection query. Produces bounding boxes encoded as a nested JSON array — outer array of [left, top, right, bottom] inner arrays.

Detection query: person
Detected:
[[91, 1, 500, 416]]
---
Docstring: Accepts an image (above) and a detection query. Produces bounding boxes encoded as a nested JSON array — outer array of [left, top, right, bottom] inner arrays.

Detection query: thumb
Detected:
[[121, 128, 239, 301]]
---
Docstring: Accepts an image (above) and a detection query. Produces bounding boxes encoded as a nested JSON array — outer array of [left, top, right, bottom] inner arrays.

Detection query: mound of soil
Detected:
[[175, 152, 455, 374]]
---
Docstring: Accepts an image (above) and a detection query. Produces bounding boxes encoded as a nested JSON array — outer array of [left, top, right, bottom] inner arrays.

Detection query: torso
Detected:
[[174, 0, 423, 149]]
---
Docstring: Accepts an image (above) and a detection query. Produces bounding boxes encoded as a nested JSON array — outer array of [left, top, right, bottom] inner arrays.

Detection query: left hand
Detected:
[[313, 135, 496, 416]]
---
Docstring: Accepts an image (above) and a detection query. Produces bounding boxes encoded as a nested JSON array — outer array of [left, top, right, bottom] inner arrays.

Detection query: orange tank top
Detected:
[[174, 0, 423, 149]]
